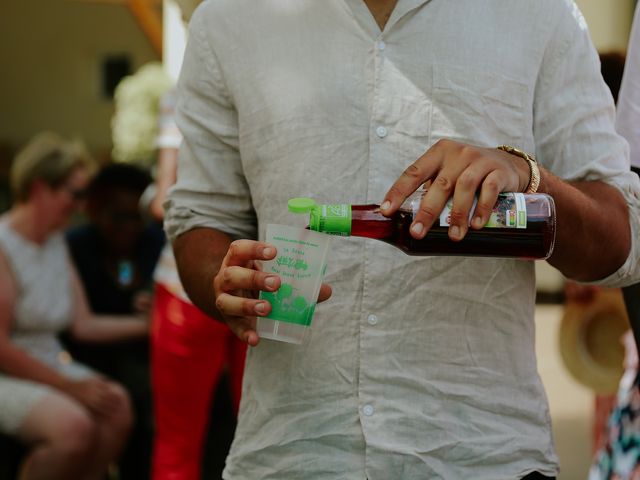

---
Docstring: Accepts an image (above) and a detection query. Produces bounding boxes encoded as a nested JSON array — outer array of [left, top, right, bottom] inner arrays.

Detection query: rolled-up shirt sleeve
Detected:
[[164, 8, 257, 242], [533, 3, 640, 287]]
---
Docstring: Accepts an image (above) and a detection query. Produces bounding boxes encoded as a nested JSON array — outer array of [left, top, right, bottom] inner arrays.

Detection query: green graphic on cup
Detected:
[[257, 224, 330, 344], [260, 283, 316, 326]]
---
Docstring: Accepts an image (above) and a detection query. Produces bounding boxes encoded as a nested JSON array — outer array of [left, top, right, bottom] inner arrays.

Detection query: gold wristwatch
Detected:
[[497, 145, 540, 194]]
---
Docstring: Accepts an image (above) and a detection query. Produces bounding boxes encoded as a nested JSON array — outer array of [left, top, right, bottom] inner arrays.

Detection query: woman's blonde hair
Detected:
[[10, 132, 94, 203]]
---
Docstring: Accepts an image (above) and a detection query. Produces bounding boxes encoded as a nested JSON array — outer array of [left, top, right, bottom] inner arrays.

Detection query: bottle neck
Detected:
[[309, 204, 352, 236], [310, 204, 394, 239]]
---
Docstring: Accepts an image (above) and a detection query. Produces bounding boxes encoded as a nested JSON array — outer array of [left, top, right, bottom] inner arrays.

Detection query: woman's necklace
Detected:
[[117, 260, 135, 287]]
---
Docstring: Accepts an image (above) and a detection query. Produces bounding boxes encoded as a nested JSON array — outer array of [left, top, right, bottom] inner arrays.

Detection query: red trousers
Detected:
[[150, 283, 246, 480]]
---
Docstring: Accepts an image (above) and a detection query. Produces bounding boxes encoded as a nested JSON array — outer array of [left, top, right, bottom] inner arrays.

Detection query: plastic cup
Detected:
[[257, 224, 331, 344]]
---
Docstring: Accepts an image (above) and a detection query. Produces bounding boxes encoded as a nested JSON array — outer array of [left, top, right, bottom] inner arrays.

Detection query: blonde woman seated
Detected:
[[0, 133, 149, 480]]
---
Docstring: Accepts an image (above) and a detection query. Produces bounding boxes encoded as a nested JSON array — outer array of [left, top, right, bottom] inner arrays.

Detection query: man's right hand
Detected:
[[173, 229, 332, 347], [213, 239, 282, 346], [214, 239, 333, 346]]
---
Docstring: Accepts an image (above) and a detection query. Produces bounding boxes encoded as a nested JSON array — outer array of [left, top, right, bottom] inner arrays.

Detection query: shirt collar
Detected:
[[343, 0, 433, 37]]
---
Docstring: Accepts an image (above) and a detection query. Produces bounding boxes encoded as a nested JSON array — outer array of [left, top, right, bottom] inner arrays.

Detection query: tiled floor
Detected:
[[535, 304, 594, 480]]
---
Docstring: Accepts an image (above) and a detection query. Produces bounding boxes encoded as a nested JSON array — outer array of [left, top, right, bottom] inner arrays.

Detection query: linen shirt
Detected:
[[165, 1, 640, 478], [617, 1, 640, 169]]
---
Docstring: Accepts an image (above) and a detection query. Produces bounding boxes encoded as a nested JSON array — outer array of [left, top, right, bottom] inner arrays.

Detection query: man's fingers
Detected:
[[221, 266, 281, 293], [380, 142, 445, 216], [226, 316, 260, 346], [471, 171, 503, 229], [215, 294, 262, 346], [381, 140, 533, 237], [211, 239, 281, 348], [224, 240, 277, 268], [447, 163, 492, 240], [216, 292, 271, 318], [411, 164, 468, 238], [243, 330, 260, 347], [318, 283, 332, 303]]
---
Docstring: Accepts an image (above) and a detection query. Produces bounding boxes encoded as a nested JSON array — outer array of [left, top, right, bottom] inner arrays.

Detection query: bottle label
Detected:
[[313, 204, 352, 236], [439, 192, 527, 228]]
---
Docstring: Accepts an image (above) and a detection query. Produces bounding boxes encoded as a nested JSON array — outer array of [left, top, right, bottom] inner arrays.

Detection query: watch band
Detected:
[[497, 145, 540, 194]]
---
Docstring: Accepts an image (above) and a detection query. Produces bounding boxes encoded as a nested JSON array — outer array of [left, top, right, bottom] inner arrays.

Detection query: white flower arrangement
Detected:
[[111, 62, 174, 166]]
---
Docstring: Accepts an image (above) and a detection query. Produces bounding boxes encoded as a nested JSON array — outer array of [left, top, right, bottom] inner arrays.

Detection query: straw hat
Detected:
[[559, 288, 630, 394]]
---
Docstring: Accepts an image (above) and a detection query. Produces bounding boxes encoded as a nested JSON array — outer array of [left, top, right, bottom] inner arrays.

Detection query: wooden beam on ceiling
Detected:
[[67, 0, 163, 58], [127, 0, 163, 58]]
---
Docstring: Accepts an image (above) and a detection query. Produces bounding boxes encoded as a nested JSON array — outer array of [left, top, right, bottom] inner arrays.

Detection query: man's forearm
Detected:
[[172, 227, 233, 319], [542, 170, 631, 281]]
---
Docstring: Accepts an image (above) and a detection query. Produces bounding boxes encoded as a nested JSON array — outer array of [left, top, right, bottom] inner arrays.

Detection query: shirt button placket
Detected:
[[374, 39, 388, 141], [361, 35, 384, 441]]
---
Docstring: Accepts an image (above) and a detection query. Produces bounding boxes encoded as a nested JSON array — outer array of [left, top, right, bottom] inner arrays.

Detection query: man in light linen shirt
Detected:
[[165, 1, 640, 478]]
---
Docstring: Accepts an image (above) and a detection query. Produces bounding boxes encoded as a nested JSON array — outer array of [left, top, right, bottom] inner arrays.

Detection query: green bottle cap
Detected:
[[288, 197, 317, 214]]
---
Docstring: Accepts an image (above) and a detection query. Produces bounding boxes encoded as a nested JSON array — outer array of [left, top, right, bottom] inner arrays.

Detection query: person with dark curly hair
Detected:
[[64, 162, 165, 480]]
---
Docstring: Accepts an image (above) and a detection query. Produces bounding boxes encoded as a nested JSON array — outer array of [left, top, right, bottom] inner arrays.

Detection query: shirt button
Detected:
[[367, 314, 378, 325], [363, 404, 375, 416], [377, 40, 386, 51], [376, 126, 387, 138]]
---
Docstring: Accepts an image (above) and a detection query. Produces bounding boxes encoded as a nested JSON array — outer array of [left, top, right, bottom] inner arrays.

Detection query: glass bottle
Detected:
[[288, 191, 556, 260]]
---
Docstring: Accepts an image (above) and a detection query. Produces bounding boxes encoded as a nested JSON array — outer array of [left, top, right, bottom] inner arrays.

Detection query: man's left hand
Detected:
[[380, 139, 531, 241]]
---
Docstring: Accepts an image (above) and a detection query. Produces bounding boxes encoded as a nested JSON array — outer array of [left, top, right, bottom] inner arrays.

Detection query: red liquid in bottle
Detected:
[[345, 194, 555, 259]]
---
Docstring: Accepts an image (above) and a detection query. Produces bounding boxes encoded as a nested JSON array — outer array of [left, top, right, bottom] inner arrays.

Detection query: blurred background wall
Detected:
[[1, 3, 627, 276], [0, 1, 158, 157], [577, 0, 636, 51], [0, 0, 635, 162]]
